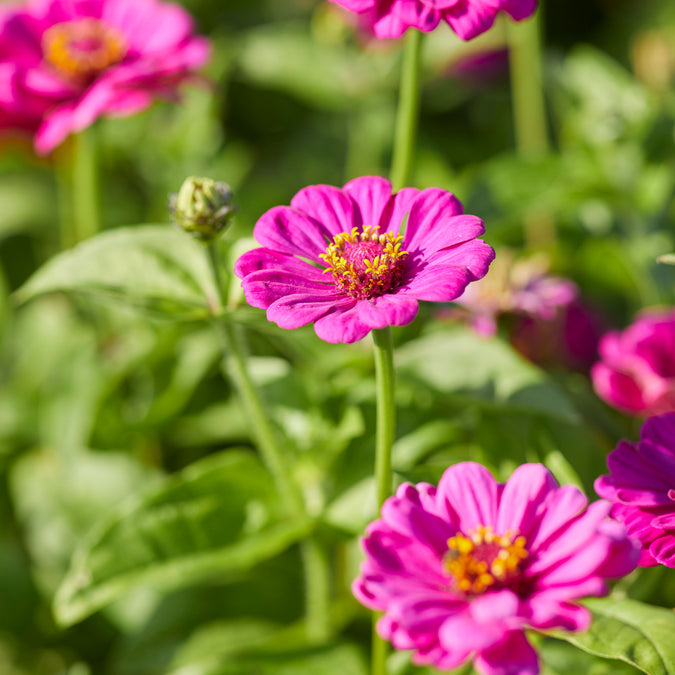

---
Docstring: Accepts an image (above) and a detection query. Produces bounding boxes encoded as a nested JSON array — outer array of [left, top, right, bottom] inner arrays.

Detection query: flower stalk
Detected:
[[72, 127, 101, 244], [205, 240, 330, 642], [390, 28, 424, 191]]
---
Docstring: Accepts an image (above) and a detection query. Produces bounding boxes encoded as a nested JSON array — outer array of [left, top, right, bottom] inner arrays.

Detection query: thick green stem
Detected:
[[72, 127, 101, 243], [390, 29, 424, 191], [371, 327, 396, 675], [507, 12, 555, 247], [205, 243, 330, 642], [372, 327, 396, 509], [507, 13, 548, 158]]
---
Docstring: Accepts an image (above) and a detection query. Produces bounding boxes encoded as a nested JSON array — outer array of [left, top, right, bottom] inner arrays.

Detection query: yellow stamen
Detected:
[[443, 525, 528, 595], [43, 19, 126, 81]]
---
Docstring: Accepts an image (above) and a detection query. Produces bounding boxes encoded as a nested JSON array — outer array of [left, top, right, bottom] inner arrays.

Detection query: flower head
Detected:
[[0, 0, 210, 154], [353, 462, 637, 675], [329, 0, 537, 41], [234, 176, 494, 344], [591, 309, 675, 417], [595, 413, 675, 568]]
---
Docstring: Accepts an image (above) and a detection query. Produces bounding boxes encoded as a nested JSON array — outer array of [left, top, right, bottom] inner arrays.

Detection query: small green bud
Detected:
[[169, 176, 235, 243]]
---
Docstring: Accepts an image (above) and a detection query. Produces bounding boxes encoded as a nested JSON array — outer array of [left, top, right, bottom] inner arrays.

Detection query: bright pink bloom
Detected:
[[0, 0, 210, 154], [591, 309, 675, 417], [595, 413, 675, 568], [330, 0, 537, 41], [354, 462, 637, 675], [234, 176, 494, 344]]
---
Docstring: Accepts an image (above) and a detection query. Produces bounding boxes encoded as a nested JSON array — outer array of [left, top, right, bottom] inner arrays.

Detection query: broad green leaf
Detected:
[[551, 597, 675, 675], [396, 328, 580, 423], [54, 451, 313, 627], [192, 642, 368, 675], [16, 225, 220, 319]]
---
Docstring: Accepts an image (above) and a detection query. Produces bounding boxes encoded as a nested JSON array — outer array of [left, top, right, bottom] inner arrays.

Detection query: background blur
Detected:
[[0, 0, 674, 673]]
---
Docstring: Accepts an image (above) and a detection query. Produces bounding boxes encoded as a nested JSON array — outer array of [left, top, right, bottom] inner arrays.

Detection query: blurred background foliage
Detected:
[[0, 0, 675, 673]]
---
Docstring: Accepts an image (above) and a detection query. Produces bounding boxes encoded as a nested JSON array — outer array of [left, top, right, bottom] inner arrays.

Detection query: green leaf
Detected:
[[396, 328, 580, 423], [54, 451, 313, 627], [16, 225, 220, 319], [195, 643, 368, 675], [550, 597, 675, 675]]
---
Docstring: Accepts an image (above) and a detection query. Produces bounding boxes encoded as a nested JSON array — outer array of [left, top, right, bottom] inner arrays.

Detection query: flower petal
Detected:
[[435, 462, 499, 532], [403, 188, 465, 254], [473, 630, 539, 675], [290, 184, 360, 238], [343, 176, 393, 229], [313, 303, 371, 343], [356, 294, 419, 330]]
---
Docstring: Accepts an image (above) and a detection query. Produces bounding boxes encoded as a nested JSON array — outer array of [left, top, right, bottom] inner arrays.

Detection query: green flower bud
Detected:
[[169, 176, 235, 243]]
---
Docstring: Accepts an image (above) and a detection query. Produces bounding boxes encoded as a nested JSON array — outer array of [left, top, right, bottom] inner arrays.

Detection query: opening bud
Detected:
[[169, 176, 236, 243]]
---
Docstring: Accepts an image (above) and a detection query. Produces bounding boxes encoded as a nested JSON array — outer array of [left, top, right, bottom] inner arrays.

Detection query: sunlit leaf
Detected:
[[54, 451, 313, 627], [16, 225, 220, 319], [550, 597, 675, 675]]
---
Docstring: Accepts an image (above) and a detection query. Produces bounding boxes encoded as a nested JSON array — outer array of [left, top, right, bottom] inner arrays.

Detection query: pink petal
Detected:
[[239, 268, 331, 309], [356, 294, 418, 330], [403, 188, 465, 254], [442, 0, 499, 41], [343, 176, 393, 229], [290, 184, 360, 238], [435, 462, 499, 532], [529, 484, 588, 551], [253, 206, 334, 262], [380, 186, 420, 235], [649, 536, 675, 567], [497, 464, 558, 537], [473, 631, 539, 675], [267, 293, 349, 330], [313, 303, 372, 343]]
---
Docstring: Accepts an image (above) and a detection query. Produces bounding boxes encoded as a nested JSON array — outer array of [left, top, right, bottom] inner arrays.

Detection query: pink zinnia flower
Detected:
[[0, 0, 210, 154], [329, 0, 537, 41], [595, 413, 675, 568], [234, 176, 494, 344], [591, 309, 675, 417], [353, 462, 638, 675]]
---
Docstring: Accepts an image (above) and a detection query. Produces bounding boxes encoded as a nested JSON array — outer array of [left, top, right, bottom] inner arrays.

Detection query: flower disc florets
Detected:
[[319, 226, 408, 299], [43, 19, 126, 82], [353, 462, 639, 675], [444, 526, 528, 594]]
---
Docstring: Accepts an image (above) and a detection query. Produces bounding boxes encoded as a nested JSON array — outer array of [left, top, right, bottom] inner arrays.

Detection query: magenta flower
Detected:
[[353, 462, 637, 675], [591, 309, 675, 417], [595, 413, 675, 568], [234, 176, 494, 344], [330, 0, 537, 41], [0, 0, 210, 154]]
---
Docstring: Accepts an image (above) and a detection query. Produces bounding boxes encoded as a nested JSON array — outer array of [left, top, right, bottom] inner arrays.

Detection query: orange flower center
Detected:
[[443, 525, 528, 595], [42, 18, 126, 81], [319, 226, 408, 300]]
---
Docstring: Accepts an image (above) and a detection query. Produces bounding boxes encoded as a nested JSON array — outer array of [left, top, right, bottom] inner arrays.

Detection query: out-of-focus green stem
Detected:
[[507, 11, 555, 247], [72, 127, 101, 243], [371, 326, 396, 675], [390, 29, 424, 191], [205, 242, 330, 642], [507, 12, 548, 157]]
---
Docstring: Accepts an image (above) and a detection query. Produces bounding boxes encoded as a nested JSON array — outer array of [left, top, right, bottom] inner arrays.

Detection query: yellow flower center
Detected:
[[443, 525, 528, 595], [319, 226, 408, 300], [42, 18, 126, 81]]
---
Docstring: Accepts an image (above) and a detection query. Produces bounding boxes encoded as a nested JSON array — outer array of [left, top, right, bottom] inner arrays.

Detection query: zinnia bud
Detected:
[[170, 177, 235, 243]]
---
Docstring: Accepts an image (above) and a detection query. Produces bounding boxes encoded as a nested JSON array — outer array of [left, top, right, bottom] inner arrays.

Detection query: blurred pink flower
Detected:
[[353, 462, 638, 675], [235, 176, 494, 344], [591, 309, 675, 417], [595, 413, 675, 567], [0, 0, 210, 154], [330, 0, 537, 41]]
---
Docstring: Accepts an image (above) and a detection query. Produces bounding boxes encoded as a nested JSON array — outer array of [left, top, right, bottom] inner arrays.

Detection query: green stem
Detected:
[[71, 127, 101, 243], [372, 327, 396, 509], [205, 242, 330, 641], [390, 29, 424, 191], [506, 11, 555, 247], [507, 13, 548, 158], [371, 327, 396, 675]]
